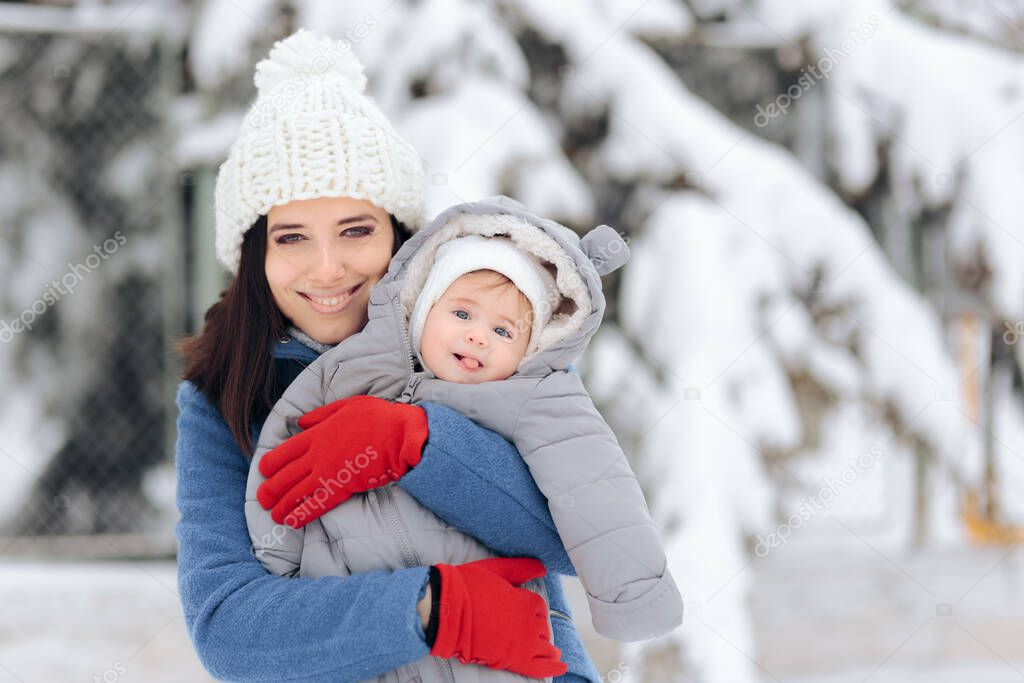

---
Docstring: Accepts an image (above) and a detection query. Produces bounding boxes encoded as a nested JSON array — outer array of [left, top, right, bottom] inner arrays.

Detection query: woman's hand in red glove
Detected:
[[256, 396, 429, 528], [430, 557, 567, 678]]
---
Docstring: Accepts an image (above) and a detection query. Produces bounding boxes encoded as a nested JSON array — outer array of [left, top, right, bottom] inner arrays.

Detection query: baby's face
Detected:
[[419, 271, 532, 383]]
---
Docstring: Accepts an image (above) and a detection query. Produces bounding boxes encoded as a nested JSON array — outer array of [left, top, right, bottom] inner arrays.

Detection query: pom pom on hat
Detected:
[[253, 29, 367, 94]]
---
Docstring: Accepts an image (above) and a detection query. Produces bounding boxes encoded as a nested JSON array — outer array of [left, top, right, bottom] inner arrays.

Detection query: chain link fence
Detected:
[[0, 13, 183, 557]]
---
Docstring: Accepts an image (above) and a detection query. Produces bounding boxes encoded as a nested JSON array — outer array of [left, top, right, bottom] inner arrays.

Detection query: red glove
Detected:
[[256, 396, 429, 527], [430, 558, 567, 678]]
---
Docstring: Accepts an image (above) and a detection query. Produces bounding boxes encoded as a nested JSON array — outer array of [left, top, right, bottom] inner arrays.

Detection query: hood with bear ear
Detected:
[[378, 195, 630, 374]]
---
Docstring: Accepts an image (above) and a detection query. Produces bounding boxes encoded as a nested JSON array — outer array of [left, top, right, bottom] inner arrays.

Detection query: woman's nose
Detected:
[[310, 240, 347, 281]]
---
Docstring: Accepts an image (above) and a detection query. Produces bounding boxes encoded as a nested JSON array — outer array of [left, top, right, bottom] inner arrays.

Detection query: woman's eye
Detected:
[[275, 227, 371, 244], [453, 310, 469, 320]]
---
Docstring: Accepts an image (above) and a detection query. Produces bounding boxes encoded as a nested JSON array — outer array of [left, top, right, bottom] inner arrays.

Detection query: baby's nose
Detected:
[[466, 329, 487, 346]]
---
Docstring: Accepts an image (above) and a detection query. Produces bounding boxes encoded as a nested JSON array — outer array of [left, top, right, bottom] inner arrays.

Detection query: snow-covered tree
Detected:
[[179, 2, 1016, 680]]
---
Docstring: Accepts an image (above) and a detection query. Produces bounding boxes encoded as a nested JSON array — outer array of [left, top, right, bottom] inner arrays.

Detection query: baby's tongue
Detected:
[[460, 355, 481, 369]]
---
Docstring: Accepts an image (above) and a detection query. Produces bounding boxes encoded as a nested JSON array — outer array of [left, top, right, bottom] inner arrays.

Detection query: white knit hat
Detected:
[[409, 235, 560, 369], [214, 29, 426, 273]]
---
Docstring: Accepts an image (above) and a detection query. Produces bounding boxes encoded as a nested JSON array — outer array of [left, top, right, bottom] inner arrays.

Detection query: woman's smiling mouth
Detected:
[[299, 282, 363, 314]]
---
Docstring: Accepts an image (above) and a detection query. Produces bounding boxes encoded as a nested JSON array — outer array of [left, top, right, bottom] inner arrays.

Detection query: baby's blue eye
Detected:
[[495, 327, 511, 338], [453, 310, 469, 320]]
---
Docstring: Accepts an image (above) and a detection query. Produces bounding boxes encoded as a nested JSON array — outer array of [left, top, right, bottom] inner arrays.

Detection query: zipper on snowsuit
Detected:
[[393, 294, 421, 404], [378, 294, 456, 683], [371, 485, 455, 683]]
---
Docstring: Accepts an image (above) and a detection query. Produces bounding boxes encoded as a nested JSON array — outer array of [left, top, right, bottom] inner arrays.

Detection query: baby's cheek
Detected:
[[492, 353, 519, 381]]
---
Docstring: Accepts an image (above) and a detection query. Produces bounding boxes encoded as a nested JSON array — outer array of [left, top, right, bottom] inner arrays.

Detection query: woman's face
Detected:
[[265, 196, 394, 345]]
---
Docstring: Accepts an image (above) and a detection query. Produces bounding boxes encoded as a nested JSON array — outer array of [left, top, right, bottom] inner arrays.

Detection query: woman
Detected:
[[174, 30, 600, 682]]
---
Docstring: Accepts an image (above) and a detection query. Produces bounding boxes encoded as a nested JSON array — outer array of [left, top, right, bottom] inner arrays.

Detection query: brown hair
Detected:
[[177, 215, 411, 456]]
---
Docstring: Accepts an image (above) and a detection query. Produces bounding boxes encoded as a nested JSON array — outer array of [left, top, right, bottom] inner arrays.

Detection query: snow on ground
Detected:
[[0, 560, 209, 682], [2, 552, 1021, 682], [752, 542, 1024, 682], [790, 664, 1024, 683]]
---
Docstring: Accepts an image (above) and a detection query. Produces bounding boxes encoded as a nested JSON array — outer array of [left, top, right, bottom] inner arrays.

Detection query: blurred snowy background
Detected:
[[1, 0, 1023, 681]]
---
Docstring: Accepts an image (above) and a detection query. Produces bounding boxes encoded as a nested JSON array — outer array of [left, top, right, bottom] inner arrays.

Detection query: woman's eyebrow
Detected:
[[338, 214, 377, 226], [269, 214, 377, 233]]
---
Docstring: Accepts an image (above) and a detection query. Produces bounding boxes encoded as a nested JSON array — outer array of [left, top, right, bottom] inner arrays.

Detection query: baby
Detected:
[[245, 195, 683, 644]]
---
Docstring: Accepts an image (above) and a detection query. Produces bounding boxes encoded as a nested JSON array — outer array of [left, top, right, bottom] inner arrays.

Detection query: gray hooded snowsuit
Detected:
[[245, 196, 683, 682]]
